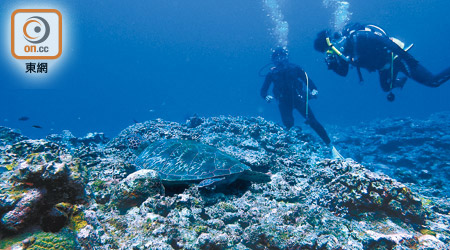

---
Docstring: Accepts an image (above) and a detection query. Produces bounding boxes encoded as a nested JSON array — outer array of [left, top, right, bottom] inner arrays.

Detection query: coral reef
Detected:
[[332, 112, 450, 198], [1, 188, 46, 232], [3, 230, 78, 250], [47, 130, 109, 149], [25, 230, 78, 250], [40, 202, 73, 233], [1, 114, 449, 249], [310, 160, 427, 223], [111, 169, 164, 213], [0, 127, 28, 148], [0, 138, 86, 245]]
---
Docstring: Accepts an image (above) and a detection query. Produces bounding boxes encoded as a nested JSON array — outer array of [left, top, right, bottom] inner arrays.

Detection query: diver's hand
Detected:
[[310, 89, 318, 98], [265, 95, 274, 103]]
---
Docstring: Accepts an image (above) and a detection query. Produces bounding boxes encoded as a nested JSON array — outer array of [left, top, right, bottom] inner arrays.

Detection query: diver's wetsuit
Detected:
[[330, 25, 450, 91], [261, 63, 331, 145]]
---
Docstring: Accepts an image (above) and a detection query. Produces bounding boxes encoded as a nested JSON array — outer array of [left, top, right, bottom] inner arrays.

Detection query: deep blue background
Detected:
[[1, 0, 449, 139]]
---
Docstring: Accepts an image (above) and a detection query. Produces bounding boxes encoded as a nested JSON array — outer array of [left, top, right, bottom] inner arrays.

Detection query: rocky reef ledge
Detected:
[[0, 115, 449, 249], [332, 112, 450, 200]]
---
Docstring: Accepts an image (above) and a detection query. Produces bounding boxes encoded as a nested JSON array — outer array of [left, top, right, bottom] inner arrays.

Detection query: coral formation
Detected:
[[311, 159, 427, 223], [111, 169, 164, 213], [1, 188, 46, 232], [0, 137, 86, 239], [24, 230, 77, 250], [332, 112, 450, 198], [1, 114, 449, 249]]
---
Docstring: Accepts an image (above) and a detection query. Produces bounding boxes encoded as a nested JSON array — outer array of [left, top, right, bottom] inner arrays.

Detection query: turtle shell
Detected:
[[135, 139, 250, 182]]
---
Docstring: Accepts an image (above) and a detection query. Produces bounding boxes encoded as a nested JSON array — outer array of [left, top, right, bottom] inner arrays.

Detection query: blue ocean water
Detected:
[[0, 0, 449, 139]]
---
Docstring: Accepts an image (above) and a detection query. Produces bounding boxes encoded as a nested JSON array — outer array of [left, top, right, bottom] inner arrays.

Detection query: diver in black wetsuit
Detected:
[[261, 48, 331, 145], [314, 23, 450, 101]]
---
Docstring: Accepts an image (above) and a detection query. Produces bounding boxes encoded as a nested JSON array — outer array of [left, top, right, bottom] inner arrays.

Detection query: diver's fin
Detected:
[[393, 43, 414, 60], [331, 146, 344, 160]]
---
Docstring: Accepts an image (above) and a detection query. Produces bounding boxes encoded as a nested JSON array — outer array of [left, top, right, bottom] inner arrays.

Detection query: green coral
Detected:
[[279, 232, 290, 240], [369, 191, 383, 206], [420, 197, 433, 206], [91, 180, 106, 192], [26, 231, 77, 250], [107, 217, 128, 232], [143, 221, 160, 234], [0, 231, 34, 249], [0, 230, 77, 250], [420, 229, 437, 236], [218, 202, 238, 212], [5, 161, 18, 171], [26, 152, 56, 165], [55, 202, 73, 214], [194, 225, 208, 234], [68, 158, 86, 181], [68, 205, 88, 232]]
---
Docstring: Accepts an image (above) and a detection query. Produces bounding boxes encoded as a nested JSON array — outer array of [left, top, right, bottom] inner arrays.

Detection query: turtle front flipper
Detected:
[[198, 177, 226, 188], [239, 170, 271, 183]]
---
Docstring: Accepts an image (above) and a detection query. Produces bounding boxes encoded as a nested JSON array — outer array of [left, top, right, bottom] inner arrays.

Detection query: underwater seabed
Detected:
[[0, 113, 449, 249]]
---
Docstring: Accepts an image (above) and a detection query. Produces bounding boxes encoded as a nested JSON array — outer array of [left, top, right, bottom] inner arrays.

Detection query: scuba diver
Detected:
[[314, 23, 450, 101], [261, 48, 331, 145]]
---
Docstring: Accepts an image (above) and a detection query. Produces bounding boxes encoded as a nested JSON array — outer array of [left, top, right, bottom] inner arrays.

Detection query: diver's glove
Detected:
[[310, 89, 319, 99], [265, 95, 274, 103]]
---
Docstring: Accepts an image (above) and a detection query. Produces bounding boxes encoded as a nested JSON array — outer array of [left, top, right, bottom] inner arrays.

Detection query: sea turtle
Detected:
[[135, 139, 270, 187]]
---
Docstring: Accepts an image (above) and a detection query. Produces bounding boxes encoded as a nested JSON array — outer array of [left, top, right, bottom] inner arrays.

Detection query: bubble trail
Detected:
[[323, 0, 352, 32], [263, 0, 289, 48]]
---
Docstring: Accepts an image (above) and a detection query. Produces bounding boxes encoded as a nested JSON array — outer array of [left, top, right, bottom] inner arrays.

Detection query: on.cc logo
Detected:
[[23, 16, 50, 44], [11, 9, 62, 60]]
